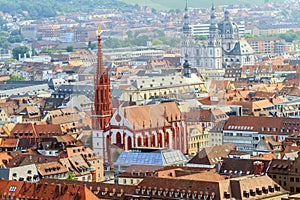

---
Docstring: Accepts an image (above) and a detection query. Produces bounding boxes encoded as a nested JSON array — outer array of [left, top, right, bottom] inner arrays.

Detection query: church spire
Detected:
[[185, 0, 188, 12], [183, 0, 190, 36], [93, 26, 113, 131], [96, 26, 104, 78]]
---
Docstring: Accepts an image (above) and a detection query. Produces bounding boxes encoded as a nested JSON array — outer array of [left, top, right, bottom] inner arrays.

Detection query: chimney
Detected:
[[253, 161, 264, 175]]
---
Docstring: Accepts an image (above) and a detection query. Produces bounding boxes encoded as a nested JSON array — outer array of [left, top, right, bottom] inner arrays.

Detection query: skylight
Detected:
[[9, 186, 17, 192]]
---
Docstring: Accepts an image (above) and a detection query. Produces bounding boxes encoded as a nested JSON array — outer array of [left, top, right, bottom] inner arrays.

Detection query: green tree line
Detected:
[[103, 29, 180, 48], [0, 0, 132, 19], [244, 30, 299, 43]]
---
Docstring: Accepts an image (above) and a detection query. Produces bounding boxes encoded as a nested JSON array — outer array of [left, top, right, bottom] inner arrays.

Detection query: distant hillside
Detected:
[[120, 0, 284, 11], [0, 0, 132, 19], [0, 0, 285, 19]]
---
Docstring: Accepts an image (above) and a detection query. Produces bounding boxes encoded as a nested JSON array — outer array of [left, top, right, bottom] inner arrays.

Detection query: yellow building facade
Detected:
[[188, 125, 209, 155], [119, 73, 207, 105]]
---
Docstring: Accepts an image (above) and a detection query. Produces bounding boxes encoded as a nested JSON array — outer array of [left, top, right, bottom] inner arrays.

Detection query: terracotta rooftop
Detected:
[[188, 144, 235, 165], [0, 138, 18, 148], [0, 179, 98, 200], [224, 116, 300, 135], [36, 161, 68, 176], [122, 102, 181, 130]]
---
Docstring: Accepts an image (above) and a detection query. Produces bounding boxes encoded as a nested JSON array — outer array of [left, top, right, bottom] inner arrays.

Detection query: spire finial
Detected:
[[97, 26, 101, 36], [185, 0, 188, 11]]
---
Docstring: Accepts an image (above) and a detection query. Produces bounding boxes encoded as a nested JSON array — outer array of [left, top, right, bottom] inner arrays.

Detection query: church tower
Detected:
[[207, 4, 222, 69], [181, 0, 195, 67], [92, 27, 113, 163]]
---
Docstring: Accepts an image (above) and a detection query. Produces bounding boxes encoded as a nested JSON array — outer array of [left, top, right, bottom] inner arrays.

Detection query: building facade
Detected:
[[181, 3, 255, 70]]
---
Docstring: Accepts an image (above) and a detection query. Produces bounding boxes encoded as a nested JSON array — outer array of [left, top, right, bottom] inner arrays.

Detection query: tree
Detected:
[[40, 48, 54, 54], [87, 41, 96, 50], [194, 35, 208, 40], [10, 29, 20, 36], [66, 171, 75, 180], [155, 29, 165, 37], [243, 34, 255, 38], [126, 30, 133, 39], [66, 46, 74, 52], [279, 30, 298, 42], [8, 75, 25, 81], [103, 38, 124, 48], [31, 48, 38, 56], [4, 58, 17, 63], [12, 46, 29, 60], [151, 38, 163, 45]]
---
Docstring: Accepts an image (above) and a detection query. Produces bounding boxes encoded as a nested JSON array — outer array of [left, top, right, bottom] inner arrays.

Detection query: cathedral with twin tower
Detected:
[[181, 1, 256, 69]]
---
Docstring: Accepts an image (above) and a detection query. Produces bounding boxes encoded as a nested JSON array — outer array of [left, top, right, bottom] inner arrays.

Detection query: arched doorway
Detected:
[[116, 132, 121, 144], [164, 132, 169, 148], [127, 136, 132, 150], [144, 135, 148, 147], [150, 134, 155, 147], [137, 136, 142, 146], [157, 132, 163, 148]]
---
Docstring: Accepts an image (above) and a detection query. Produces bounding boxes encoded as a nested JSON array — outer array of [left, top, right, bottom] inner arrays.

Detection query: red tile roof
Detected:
[[0, 179, 98, 200], [224, 116, 300, 135]]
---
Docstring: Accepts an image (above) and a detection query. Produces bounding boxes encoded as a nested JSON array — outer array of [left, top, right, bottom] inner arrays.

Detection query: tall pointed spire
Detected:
[[93, 26, 113, 131], [182, 0, 191, 40], [96, 26, 104, 78], [185, 0, 188, 12], [210, 3, 216, 21]]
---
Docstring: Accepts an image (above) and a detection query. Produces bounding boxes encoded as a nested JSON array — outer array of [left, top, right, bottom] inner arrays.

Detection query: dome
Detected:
[[218, 11, 239, 35], [184, 13, 189, 19]]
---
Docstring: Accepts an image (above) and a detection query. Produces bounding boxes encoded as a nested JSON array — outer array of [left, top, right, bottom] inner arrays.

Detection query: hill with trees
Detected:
[[120, 0, 284, 11], [0, 0, 285, 19], [0, 0, 132, 19]]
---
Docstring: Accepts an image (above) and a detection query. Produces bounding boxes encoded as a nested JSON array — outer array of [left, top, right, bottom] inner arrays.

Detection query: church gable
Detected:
[[110, 107, 133, 129]]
